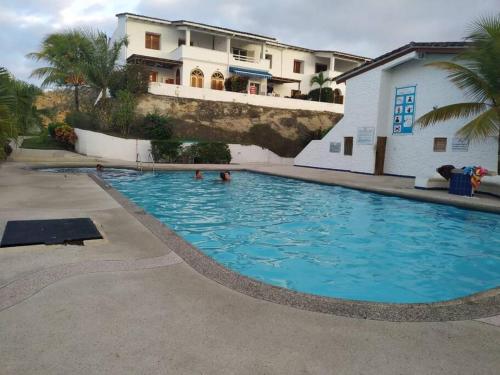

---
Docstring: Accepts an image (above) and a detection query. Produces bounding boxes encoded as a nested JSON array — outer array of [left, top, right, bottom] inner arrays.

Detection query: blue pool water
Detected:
[[42, 168, 500, 303]]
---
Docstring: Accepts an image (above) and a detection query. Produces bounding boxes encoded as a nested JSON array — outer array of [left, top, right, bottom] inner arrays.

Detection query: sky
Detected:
[[0, 0, 498, 84]]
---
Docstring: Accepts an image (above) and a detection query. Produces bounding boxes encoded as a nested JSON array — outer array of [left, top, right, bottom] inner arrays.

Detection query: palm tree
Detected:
[[0, 68, 16, 154], [28, 30, 90, 111], [80, 30, 128, 106], [310, 71, 333, 102], [417, 15, 500, 141]]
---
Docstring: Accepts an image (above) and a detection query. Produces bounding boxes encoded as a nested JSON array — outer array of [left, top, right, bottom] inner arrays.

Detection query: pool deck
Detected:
[[1, 150, 500, 374]]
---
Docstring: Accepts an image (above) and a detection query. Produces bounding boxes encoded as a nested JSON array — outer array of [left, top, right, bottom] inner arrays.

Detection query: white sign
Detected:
[[329, 142, 341, 153], [356, 127, 375, 145], [452, 137, 469, 152]]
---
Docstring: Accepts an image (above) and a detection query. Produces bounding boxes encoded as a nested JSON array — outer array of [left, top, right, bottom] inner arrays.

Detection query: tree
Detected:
[[11, 80, 42, 135], [27, 30, 90, 111], [0, 68, 16, 157], [310, 72, 333, 102], [80, 30, 128, 106], [417, 15, 500, 141], [112, 90, 137, 136]]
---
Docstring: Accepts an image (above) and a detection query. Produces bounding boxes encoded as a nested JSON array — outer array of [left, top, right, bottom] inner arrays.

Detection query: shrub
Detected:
[[109, 64, 150, 98], [151, 140, 182, 162], [65, 111, 101, 131], [185, 142, 231, 164], [308, 87, 334, 103], [54, 124, 77, 150], [112, 90, 137, 136], [224, 76, 249, 92], [132, 112, 173, 140], [47, 122, 65, 138], [3, 142, 13, 157]]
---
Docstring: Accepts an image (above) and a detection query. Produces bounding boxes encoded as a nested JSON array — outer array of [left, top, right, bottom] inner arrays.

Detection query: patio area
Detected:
[[0, 158, 499, 374]]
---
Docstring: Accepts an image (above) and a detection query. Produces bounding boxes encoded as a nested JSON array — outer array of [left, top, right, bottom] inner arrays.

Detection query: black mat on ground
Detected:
[[0, 218, 102, 247]]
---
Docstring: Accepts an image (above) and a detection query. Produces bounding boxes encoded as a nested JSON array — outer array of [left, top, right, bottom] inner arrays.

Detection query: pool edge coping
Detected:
[[88, 172, 500, 322]]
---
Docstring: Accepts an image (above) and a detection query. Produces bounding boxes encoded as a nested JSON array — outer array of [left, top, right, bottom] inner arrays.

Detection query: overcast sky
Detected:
[[0, 0, 498, 84]]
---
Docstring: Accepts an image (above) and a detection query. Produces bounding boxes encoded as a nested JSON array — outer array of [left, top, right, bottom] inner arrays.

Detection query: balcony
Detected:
[[230, 54, 270, 71]]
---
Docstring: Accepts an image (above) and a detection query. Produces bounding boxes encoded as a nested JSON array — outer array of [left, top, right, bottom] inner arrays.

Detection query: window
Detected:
[[211, 71, 224, 90], [333, 89, 344, 104], [165, 78, 174, 84], [145, 33, 160, 50], [149, 71, 158, 83], [344, 137, 353, 156], [190, 68, 204, 88], [433, 138, 447, 152], [291, 89, 301, 98], [265, 54, 273, 69], [178, 39, 193, 47], [233, 47, 248, 61], [293, 60, 303, 74], [315, 63, 328, 73]]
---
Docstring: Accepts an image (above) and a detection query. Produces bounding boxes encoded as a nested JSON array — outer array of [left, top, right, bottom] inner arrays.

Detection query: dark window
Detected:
[[433, 138, 447, 152], [145, 33, 160, 50], [178, 39, 193, 46], [265, 54, 273, 69], [344, 137, 353, 156], [315, 63, 328, 73], [293, 60, 302, 74], [333, 89, 344, 104], [149, 71, 158, 82]]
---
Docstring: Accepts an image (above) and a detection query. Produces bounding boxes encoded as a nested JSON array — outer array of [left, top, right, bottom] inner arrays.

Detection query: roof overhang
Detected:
[[229, 66, 272, 79], [268, 76, 301, 84], [335, 42, 470, 83], [127, 54, 182, 69]]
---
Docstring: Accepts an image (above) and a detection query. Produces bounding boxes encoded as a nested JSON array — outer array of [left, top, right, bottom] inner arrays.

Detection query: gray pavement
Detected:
[[0, 159, 500, 374]]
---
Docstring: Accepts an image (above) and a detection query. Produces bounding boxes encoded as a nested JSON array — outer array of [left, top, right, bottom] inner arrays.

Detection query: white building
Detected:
[[112, 13, 370, 112], [295, 42, 499, 177]]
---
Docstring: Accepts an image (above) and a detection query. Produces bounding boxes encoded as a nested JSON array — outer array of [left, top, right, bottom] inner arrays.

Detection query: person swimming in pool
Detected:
[[219, 170, 231, 182], [194, 170, 203, 179], [96, 164, 104, 172]]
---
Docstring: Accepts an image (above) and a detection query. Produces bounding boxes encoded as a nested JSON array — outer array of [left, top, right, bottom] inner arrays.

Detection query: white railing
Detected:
[[149, 83, 344, 113], [232, 54, 258, 63]]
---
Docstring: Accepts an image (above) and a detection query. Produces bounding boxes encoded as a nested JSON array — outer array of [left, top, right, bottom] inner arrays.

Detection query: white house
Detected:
[[295, 42, 499, 177], [111, 13, 370, 112]]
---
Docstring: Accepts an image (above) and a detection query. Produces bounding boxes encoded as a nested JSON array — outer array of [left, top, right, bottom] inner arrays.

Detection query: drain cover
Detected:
[[0, 218, 102, 247]]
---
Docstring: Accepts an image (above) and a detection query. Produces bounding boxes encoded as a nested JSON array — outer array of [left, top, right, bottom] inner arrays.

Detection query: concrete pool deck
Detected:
[[1, 154, 500, 374]]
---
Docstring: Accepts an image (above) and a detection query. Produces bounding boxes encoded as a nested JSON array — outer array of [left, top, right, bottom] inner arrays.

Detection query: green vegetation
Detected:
[[308, 87, 334, 103], [151, 140, 183, 162], [21, 130, 65, 150], [112, 90, 137, 136], [224, 76, 249, 92], [310, 72, 334, 102], [417, 15, 500, 141], [186, 142, 231, 164]]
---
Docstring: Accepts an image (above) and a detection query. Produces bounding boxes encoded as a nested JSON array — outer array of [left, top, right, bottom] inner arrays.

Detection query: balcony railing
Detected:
[[232, 54, 259, 63]]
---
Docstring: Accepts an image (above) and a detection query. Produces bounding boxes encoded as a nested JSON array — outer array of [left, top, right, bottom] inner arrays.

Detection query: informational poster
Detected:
[[393, 86, 416, 134], [329, 142, 341, 153], [452, 137, 469, 152], [357, 127, 375, 145]]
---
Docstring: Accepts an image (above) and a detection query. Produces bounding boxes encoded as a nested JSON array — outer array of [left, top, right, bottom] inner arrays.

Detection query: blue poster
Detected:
[[393, 86, 416, 134]]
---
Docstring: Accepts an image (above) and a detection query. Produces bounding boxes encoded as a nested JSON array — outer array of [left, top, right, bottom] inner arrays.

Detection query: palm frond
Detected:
[[425, 61, 493, 103], [416, 102, 489, 127], [456, 108, 499, 140]]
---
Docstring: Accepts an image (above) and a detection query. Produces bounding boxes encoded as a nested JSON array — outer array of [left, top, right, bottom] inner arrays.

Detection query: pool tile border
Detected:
[[89, 173, 500, 322]]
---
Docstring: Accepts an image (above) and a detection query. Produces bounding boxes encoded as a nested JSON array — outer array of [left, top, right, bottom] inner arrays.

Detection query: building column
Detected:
[[185, 29, 191, 46], [226, 37, 231, 65], [330, 56, 336, 72], [261, 42, 266, 59]]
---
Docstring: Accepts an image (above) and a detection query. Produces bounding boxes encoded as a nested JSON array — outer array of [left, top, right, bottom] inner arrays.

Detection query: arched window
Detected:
[[333, 88, 344, 104], [175, 69, 181, 85], [190, 68, 204, 88], [211, 71, 224, 90]]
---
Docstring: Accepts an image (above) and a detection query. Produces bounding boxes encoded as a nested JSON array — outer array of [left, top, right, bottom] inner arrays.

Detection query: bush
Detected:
[[65, 111, 101, 131], [54, 124, 77, 150], [151, 140, 182, 162], [308, 87, 334, 103], [112, 90, 137, 136], [109, 64, 150, 98], [224, 76, 249, 92], [48, 122, 65, 138], [3, 142, 13, 157], [185, 142, 231, 164], [131, 112, 173, 140]]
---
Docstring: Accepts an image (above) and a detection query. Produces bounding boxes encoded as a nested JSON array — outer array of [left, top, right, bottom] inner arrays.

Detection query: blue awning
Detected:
[[229, 66, 272, 79]]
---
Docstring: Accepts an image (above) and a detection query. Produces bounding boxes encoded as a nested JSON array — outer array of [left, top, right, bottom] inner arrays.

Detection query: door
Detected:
[[374, 136, 387, 175]]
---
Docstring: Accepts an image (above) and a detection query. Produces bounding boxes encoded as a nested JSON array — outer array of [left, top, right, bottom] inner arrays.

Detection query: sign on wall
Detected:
[[329, 142, 341, 153], [393, 85, 416, 135], [357, 127, 375, 145], [452, 137, 469, 152]]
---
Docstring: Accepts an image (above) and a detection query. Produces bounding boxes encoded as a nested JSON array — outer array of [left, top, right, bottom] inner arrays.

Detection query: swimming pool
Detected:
[[43, 168, 500, 303]]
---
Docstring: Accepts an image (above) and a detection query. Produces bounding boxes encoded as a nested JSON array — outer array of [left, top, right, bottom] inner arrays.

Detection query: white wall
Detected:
[[75, 129, 293, 165], [295, 52, 499, 177], [149, 82, 343, 112], [75, 129, 152, 162]]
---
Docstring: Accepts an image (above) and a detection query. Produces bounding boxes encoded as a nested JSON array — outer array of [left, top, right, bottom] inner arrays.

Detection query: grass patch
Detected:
[[21, 132, 66, 150]]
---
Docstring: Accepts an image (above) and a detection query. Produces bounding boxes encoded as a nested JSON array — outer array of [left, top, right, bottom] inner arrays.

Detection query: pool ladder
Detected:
[[136, 151, 155, 173]]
